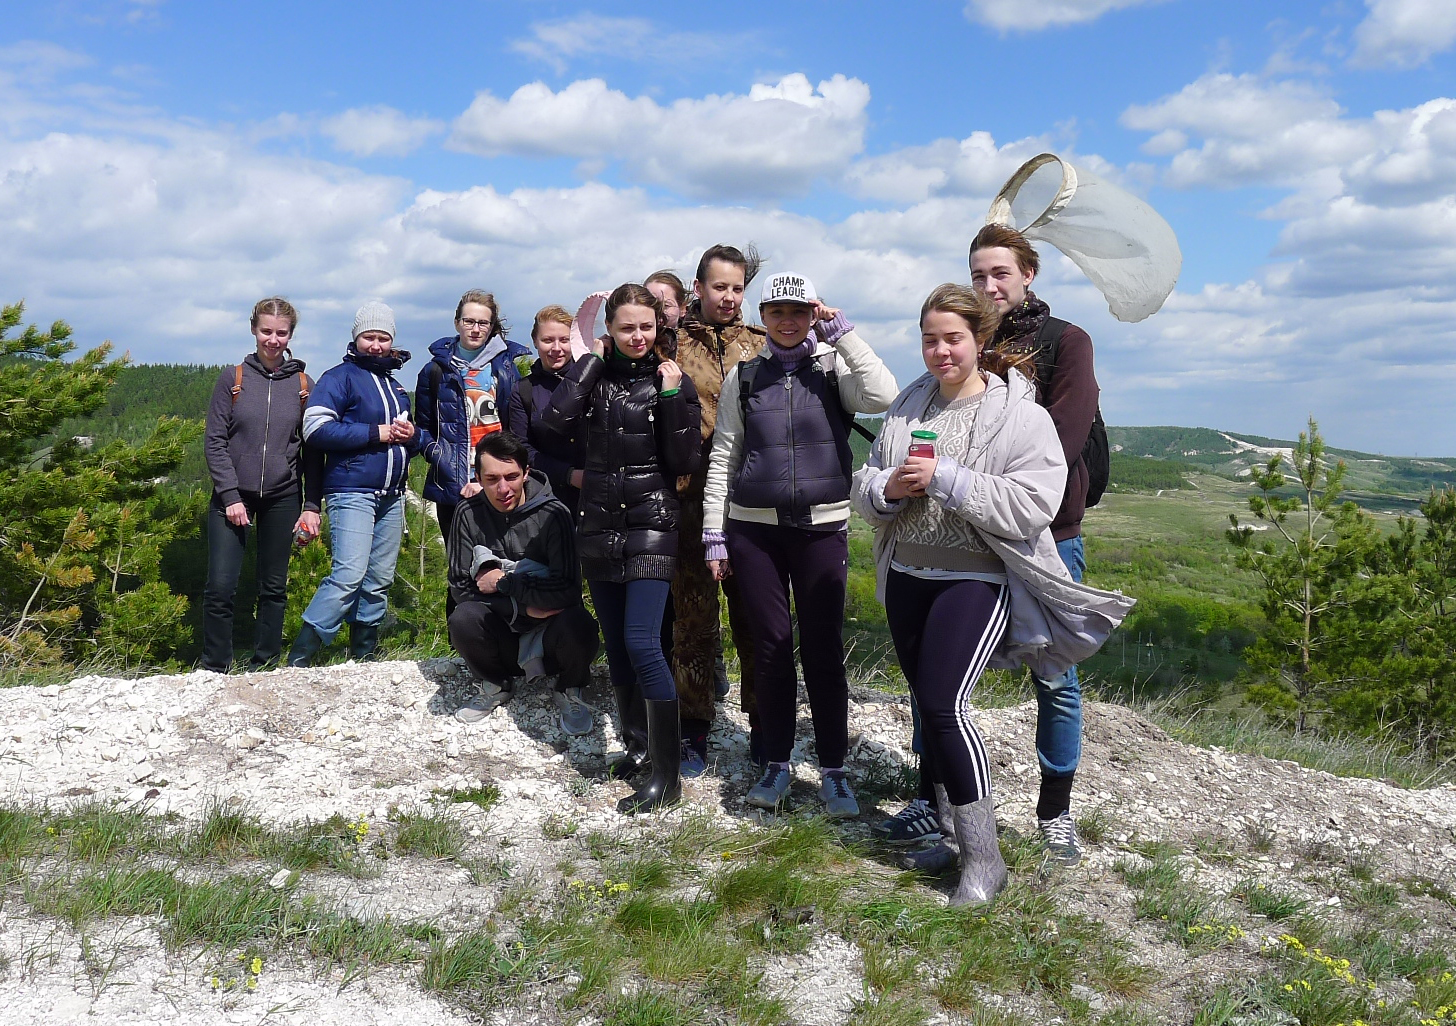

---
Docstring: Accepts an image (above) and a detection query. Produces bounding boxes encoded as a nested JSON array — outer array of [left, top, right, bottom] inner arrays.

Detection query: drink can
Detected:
[[908, 430, 937, 459]]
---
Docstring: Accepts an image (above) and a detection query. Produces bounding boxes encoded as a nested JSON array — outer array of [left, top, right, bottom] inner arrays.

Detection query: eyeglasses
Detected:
[[458, 318, 493, 330]]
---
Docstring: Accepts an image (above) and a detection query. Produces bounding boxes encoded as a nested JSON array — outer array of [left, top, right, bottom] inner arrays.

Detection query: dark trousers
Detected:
[[885, 572, 1009, 806], [726, 521, 849, 768], [202, 490, 301, 671], [436, 502, 458, 617], [590, 578, 674, 702], [447, 600, 599, 691]]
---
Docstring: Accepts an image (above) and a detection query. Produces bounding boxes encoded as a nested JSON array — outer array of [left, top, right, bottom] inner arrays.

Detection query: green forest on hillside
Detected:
[[7, 336, 1455, 764]]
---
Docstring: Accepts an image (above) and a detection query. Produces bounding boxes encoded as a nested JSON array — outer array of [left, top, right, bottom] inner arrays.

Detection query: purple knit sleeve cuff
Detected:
[[703, 529, 728, 562], [813, 311, 854, 347]]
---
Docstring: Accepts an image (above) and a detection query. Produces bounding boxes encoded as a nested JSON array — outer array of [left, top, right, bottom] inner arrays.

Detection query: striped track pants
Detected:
[[885, 572, 1009, 806]]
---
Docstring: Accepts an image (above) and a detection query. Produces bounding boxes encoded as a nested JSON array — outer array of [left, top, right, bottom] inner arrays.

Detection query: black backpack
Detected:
[[1030, 317, 1109, 508]]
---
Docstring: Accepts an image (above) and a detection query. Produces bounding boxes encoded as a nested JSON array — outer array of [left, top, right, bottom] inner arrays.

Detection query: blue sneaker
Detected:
[[680, 738, 707, 778], [746, 764, 792, 810], [819, 770, 860, 819]]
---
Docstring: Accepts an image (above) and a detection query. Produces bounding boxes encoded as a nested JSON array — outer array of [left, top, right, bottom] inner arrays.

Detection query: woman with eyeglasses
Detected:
[[417, 290, 533, 575]]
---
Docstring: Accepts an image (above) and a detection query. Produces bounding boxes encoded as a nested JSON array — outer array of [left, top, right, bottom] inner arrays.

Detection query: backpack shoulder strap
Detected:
[[736, 355, 764, 425], [298, 371, 311, 409], [230, 364, 244, 405], [1031, 316, 1070, 399]]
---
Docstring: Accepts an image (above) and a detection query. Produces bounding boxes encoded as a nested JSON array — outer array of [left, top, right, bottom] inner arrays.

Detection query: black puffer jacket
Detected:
[[540, 352, 701, 583]]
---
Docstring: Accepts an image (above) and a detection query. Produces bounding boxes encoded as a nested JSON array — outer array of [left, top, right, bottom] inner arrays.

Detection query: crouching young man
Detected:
[[447, 432, 600, 733]]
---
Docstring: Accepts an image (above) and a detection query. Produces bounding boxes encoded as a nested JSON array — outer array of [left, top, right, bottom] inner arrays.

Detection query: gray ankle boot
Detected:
[[948, 794, 1008, 906]]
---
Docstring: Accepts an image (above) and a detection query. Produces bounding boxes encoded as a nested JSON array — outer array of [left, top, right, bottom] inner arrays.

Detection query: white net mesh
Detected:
[[985, 153, 1182, 323]]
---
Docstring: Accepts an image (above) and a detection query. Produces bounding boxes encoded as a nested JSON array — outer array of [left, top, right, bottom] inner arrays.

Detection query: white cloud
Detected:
[[1350, 0, 1456, 69], [1122, 73, 1372, 189], [448, 74, 870, 199], [321, 105, 443, 158], [510, 14, 754, 74], [964, 0, 1163, 32], [843, 131, 1055, 204]]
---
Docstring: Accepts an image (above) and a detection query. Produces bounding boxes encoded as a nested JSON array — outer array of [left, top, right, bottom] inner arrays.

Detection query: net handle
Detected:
[[985, 152, 1078, 231]]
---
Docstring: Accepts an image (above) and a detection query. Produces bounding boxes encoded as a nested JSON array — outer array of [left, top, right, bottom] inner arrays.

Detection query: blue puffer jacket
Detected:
[[415, 335, 533, 506], [302, 345, 423, 497]]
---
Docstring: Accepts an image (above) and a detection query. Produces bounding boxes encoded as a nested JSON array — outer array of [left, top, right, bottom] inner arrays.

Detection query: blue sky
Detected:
[[4, 0, 1455, 453]]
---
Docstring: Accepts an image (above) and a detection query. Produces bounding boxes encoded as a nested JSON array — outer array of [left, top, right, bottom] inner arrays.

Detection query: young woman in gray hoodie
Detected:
[[201, 297, 321, 672]]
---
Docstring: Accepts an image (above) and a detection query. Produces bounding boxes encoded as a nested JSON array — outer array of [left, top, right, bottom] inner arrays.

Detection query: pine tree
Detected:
[[1227, 418, 1360, 732], [0, 301, 204, 670]]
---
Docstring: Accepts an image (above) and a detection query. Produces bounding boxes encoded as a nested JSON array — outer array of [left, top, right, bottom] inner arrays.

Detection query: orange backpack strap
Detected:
[[299, 371, 312, 409], [230, 364, 244, 404]]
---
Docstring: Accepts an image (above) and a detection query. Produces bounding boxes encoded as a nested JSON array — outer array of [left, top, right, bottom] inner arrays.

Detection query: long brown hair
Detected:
[[919, 283, 1035, 383], [968, 223, 1041, 277], [604, 283, 676, 361]]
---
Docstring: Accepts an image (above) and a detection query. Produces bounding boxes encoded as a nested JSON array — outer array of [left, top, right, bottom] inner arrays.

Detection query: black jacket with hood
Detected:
[[446, 469, 582, 625]]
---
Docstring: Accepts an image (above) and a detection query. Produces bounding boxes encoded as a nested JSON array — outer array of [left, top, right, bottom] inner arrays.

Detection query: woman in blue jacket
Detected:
[[415, 290, 532, 552], [288, 302, 421, 666]]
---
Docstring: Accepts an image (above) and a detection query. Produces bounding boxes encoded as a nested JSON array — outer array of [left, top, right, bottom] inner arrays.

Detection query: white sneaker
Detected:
[[1037, 811, 1083, 866]]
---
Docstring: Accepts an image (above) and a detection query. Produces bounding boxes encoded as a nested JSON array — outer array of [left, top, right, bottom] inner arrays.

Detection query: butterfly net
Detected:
[[985, 153, 1181, 323]]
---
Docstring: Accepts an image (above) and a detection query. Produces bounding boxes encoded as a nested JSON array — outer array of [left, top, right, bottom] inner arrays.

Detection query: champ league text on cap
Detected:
[[761, 273, 818, 306]]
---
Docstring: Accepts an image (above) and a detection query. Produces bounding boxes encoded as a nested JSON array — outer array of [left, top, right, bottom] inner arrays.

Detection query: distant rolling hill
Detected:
[[1108, 425, 1456, 509]]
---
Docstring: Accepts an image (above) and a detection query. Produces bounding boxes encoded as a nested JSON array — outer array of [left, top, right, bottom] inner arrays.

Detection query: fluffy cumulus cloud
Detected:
[[320, 105, 443, 158], [964, 0, 1163, 32], [1350, 0, 1456, 69], [448, 74, 871, 199]]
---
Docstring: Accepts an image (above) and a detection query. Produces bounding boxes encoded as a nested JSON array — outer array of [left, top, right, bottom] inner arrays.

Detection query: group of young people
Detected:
[[202, 231, 1131, 904]]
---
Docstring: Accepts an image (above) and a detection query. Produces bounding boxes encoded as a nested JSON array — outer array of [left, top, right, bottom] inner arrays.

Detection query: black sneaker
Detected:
[[872, 799, 942, 846]]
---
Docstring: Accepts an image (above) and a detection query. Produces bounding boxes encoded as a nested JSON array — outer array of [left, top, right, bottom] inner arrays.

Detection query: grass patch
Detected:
[[1139, 701, 1455, 788], [434, 782, 501, 812], [1231, 878, 1308, 920], [392, 809, 463, 860], [1115, 850, 1243, 951]]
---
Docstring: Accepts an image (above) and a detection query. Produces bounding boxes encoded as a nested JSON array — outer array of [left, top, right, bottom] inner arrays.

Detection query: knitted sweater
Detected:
[[889, 389, 1005, 580]]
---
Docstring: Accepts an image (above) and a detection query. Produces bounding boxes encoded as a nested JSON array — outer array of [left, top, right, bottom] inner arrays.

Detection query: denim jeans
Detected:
[[201, 490, 300, 671], [301, 492, 405, 642], [589, 578, 674, 702], [1034, 534, 1085, 776]]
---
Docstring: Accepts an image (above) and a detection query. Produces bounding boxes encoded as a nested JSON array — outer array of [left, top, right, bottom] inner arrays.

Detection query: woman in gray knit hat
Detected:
[[288, 301, 421, 666]]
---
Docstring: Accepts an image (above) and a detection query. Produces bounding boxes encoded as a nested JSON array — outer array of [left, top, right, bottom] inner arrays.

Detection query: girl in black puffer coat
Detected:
[[541, 283, 701, 814]]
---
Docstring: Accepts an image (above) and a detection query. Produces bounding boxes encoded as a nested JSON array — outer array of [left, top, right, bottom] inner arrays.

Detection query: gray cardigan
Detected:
[[851, 369, 1134, 678]]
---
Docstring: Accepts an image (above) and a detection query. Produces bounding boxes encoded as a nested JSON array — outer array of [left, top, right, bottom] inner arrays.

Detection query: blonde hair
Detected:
[[531, 304, 573, 342], [250, 296, 297, 331], [919, 283, 1035, 383]]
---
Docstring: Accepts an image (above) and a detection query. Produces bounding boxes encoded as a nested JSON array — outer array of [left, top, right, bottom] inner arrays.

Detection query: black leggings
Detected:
[[885, 572, 1009, 806]]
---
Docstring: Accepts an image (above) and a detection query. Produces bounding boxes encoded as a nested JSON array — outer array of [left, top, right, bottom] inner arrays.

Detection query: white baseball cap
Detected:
[[760, 272, 818, 307]]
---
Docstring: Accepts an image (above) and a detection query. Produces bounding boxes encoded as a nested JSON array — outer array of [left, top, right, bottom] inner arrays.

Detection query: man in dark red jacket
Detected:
[[970, 223, 1097, 866]]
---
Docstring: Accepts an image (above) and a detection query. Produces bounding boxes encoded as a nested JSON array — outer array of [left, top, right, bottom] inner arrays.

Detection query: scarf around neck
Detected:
[[993, 290, 1052, 351]]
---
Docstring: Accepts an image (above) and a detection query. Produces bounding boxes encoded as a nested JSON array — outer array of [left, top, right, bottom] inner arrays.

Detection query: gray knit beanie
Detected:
[[352, 301, 396, 341]]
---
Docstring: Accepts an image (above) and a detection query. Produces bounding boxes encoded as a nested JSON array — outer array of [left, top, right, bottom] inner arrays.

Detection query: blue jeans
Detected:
[[589, 579, 674, 702], [302, 492, 405, 642], [1035, 534, 1085, 777]]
